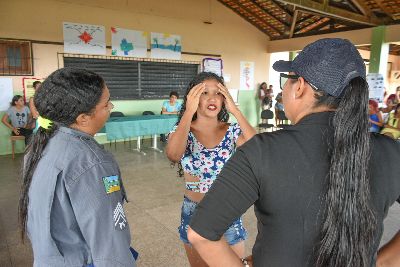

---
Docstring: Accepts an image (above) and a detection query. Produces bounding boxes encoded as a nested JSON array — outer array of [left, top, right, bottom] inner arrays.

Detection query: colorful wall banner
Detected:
[[111, 27, 147, 57], [240, 61, 255, 91], [63, 22, 106, 55], [151, 32, 181, 60]]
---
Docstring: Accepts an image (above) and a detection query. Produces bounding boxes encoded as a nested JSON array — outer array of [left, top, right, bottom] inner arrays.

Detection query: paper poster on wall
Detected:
[[366, 73, 385, 102], [111, 27, 147, 57], [240, 61, 254, 91], [202, 58, 223, 77], [151, 32, 181, 60], [22, 77, 44, 103], [0, 78, 13, 111], [63, 22, 106, 55]]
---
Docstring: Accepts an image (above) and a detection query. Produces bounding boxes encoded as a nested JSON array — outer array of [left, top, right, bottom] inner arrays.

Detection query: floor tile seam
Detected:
[[132, 203, 180, 213], [141, 207, 180, 236], [4, 237, 13, 267]]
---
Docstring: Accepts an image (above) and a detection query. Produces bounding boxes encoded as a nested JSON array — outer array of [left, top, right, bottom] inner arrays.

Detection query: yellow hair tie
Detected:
[[37, 116, 53, 130]]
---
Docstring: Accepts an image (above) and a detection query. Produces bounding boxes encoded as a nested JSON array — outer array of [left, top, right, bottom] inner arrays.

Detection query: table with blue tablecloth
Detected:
[[104, 115, 178, 153]]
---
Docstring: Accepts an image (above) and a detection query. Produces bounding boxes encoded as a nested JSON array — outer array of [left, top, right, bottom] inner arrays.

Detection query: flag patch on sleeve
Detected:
[[102, 175, 121, 194]]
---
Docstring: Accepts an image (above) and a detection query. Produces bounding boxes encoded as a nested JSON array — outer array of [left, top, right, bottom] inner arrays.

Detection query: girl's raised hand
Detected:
[[185, 83, 205, 115], [217, 83, 238, 114]]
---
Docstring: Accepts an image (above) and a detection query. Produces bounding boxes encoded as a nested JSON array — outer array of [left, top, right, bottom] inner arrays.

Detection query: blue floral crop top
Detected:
[[170, 123, 242, 193]]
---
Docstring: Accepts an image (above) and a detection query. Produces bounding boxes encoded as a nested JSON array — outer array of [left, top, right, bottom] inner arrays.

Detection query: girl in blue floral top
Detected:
[[166, 72, 256, 267]]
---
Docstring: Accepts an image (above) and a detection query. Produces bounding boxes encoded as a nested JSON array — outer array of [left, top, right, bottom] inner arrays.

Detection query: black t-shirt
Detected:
[[190, 112, 400, 267]]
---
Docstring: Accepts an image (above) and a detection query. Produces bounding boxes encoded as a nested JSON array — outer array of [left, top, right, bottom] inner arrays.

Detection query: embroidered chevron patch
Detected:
[[113, 202, 127, 230]]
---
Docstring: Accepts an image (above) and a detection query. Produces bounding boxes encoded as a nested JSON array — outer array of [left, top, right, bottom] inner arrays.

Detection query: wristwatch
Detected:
[[241, 258, 250, 267]]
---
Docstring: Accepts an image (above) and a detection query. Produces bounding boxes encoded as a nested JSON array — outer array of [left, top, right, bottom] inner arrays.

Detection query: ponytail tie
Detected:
[[37, 116, 53, 130]]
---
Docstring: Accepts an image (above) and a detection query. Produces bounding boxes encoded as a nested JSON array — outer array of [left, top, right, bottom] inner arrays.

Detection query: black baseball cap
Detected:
[[272, 38, 366, 97]]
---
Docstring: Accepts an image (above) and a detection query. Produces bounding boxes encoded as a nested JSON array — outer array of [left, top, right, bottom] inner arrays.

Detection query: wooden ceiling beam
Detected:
[[232, 0, 285, 35], [295, 14, 314, 24], [271, 0, 294, 16], [274, 0, 382, 25], [295, 17, 329, 34], [294, 24, 366, 37], [217, 1, 272, 36], [295, 8, 359, 28], [299, 18, 333, 33], [349, 0, 372, 16], [289, 9, 299, 38], [250, 0, 291, 27], [373, 0, 396, 20]]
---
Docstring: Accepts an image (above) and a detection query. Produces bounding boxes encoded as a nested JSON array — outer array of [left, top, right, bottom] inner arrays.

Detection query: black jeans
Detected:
[[12, 127, 33, 145]]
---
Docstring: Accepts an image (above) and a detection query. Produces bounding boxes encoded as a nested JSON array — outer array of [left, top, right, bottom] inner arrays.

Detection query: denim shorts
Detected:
[[178, 196, 247, 245]]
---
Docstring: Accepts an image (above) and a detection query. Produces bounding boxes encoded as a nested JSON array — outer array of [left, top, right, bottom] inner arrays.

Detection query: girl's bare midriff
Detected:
[[184, 172, 205, 203]]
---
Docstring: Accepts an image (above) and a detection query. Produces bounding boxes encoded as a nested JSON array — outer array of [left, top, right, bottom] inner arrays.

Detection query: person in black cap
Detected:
[[186, 38, 400, 267]]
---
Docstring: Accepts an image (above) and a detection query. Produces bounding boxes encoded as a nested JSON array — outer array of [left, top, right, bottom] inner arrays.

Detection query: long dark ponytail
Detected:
[[175, 72, 229, 177], [315, 77, 376, 266], [19, 68, 105, 240]]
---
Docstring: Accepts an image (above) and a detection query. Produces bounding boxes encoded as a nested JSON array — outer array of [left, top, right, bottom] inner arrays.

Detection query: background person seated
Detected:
[[161, 91, 181, 115], [1, 95, 33, 144], [369, 99, 383, 133], [160, 91, 181, 142], [380, 94, 398, 114], [381, 103, 400, 139]]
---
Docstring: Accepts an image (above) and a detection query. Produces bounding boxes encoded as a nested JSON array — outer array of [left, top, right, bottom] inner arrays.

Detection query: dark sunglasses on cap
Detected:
[[279, 73, 320, 91]]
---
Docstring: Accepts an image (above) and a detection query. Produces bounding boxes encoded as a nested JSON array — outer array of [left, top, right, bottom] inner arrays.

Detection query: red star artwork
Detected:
[[79, 31, 93, 44]]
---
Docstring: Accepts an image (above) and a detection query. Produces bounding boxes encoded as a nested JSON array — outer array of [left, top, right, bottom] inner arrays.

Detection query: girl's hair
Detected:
[[19, 68, 105, 240], [386, 94, 396, 104], [395, 103, 400, 115], [259, 82, 267, 89], [175, 72, 228, 176], [32, 81, 42, 89], [313, 77, 376, 267], [169, 91, 179, 98], [10, 95, 23, 106], [368, 99, 379, 113]]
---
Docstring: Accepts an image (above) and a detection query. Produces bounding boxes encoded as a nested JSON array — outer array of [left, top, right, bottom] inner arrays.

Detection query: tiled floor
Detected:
[[0, 140, 399, 266]]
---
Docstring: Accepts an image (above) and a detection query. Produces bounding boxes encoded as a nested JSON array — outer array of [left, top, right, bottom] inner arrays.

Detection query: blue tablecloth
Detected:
[[105, 115, 178, 141]]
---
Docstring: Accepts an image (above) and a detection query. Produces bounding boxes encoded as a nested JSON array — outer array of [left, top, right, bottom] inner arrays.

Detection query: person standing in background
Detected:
[[29, 81, 42, 132], [29, 81, 42, 120], [274, 92, 284, 126], [258, 82, 270, 110]]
